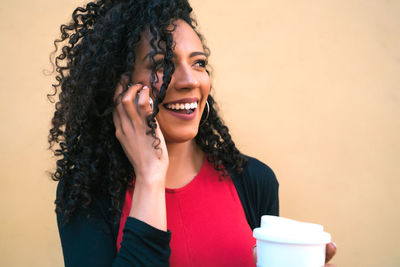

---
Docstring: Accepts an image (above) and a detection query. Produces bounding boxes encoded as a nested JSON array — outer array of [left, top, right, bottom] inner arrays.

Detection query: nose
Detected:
[[172, 63, 199, 90]]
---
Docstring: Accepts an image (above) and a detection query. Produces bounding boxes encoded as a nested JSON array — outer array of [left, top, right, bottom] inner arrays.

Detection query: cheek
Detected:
[[201, 75, 211, 95], [155, 72, 164, 89], [144, 71, 163, 93], [132, 70, 162, 99], [131, 68, 155, 85]]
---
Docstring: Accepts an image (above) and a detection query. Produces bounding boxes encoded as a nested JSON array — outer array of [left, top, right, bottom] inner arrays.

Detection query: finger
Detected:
[[252, 245, 257, 264], [121, 83, 144, 126], [112, 109, 123, 136], [113, 79, 129, 136], [325, 242, 337, 263], [113, 76, 129, 103], [137, 86, 153, 119], [116, 83, 143, 135]]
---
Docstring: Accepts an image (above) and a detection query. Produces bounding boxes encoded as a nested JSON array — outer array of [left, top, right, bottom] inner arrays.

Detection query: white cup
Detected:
[[253, 215, 331, 267]]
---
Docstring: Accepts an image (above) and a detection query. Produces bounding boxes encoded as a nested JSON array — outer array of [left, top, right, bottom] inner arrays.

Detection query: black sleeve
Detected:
[[56, 183, 171, 267], [230, 156, 280, 230], [115, 218, 171, 266]]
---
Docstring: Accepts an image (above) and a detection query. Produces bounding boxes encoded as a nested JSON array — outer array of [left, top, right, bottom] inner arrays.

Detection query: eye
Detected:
[[194, 59, 207, 68]]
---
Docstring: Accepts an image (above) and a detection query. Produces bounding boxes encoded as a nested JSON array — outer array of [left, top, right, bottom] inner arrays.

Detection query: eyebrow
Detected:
[[143, 51, 207, 61]]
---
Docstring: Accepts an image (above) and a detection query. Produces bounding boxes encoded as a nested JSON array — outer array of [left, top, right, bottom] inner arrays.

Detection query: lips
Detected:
[[163, 97, 199, 105], [165, 102, 198, 111], [163, 97, 199, 114], [164, 105, 197, 119], [162, 97, 200, 119]]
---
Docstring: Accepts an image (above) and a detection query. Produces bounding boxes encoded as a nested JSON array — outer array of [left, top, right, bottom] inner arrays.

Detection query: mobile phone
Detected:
[[128, 83, 154, 115], [134, 94, 154, 115]]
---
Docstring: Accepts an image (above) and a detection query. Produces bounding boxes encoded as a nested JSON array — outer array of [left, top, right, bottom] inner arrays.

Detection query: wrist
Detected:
[[135, 173, 166, 189], [130, 175, 167, 231]]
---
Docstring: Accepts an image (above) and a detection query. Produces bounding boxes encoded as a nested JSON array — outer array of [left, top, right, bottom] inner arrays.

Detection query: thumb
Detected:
[[253, 245, 257, 264]]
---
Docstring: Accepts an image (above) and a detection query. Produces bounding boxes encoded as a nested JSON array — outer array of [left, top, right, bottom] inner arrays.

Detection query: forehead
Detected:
[[135, 19, 204, 59]]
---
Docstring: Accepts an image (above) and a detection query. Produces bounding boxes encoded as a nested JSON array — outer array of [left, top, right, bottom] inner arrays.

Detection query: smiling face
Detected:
[[132, 19, 211, 144]]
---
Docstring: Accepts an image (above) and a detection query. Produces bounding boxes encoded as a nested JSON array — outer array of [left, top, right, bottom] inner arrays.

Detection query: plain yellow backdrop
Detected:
[[0, 0, 399, 266]]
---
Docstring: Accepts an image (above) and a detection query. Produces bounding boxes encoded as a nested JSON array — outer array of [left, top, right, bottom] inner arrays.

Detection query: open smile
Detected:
[[162, 98, 200, 120]]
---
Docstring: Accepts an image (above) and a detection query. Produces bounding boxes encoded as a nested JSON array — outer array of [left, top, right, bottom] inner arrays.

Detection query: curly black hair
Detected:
[[49, 0, 248, 224]]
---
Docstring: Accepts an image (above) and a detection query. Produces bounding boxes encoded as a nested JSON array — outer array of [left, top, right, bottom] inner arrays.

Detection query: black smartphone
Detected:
[[134, 93, 153, 114]]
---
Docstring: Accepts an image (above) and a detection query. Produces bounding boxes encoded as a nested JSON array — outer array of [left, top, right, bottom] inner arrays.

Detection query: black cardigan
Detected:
[[57, 156, 279, 266]]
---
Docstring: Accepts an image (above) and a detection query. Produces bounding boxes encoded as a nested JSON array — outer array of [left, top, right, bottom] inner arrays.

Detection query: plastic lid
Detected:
[[253, 215, 331, 245]]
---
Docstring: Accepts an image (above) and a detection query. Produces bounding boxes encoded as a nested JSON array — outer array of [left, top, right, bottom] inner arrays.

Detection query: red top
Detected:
[[117, 158, 256, 266]]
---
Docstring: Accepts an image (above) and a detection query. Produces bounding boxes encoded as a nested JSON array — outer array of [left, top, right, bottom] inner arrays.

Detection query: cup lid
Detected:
[[253, 215, 331, 245]]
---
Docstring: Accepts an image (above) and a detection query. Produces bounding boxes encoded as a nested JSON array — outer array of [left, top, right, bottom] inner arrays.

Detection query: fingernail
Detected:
[[331, 242, 337, 249], [143, 86, 149, 90]]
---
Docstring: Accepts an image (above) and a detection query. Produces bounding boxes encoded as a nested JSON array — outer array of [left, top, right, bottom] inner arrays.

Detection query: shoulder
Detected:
[[229, 154, 279, 198], [229, 155, 280, 228], [241, 155, 279, 188]]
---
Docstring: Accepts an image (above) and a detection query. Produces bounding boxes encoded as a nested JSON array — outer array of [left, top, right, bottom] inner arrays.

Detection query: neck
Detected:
[[165, 139, 204, 189]]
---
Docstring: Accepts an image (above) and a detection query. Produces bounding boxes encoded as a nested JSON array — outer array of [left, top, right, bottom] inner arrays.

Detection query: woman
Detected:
[[49, 0, 336, 266]]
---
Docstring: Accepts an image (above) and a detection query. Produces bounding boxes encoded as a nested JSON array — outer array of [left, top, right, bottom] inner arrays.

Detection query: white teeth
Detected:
[[166, 102, 198, 110]]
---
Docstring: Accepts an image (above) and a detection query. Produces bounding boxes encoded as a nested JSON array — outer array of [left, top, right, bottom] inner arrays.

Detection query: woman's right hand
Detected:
[[113, 79, 169, 185], [113, 79, 169, 230]]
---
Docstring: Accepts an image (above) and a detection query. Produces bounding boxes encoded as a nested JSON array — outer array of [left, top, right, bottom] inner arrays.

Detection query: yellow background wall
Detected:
[[1, 0, 399, 266]]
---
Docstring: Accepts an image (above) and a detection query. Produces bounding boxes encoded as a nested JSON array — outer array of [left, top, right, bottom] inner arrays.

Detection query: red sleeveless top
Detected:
[[117, 158, 256, 266]]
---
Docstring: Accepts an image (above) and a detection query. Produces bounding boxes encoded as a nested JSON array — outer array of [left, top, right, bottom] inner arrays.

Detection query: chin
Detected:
[[162, 126, 199, 143]]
